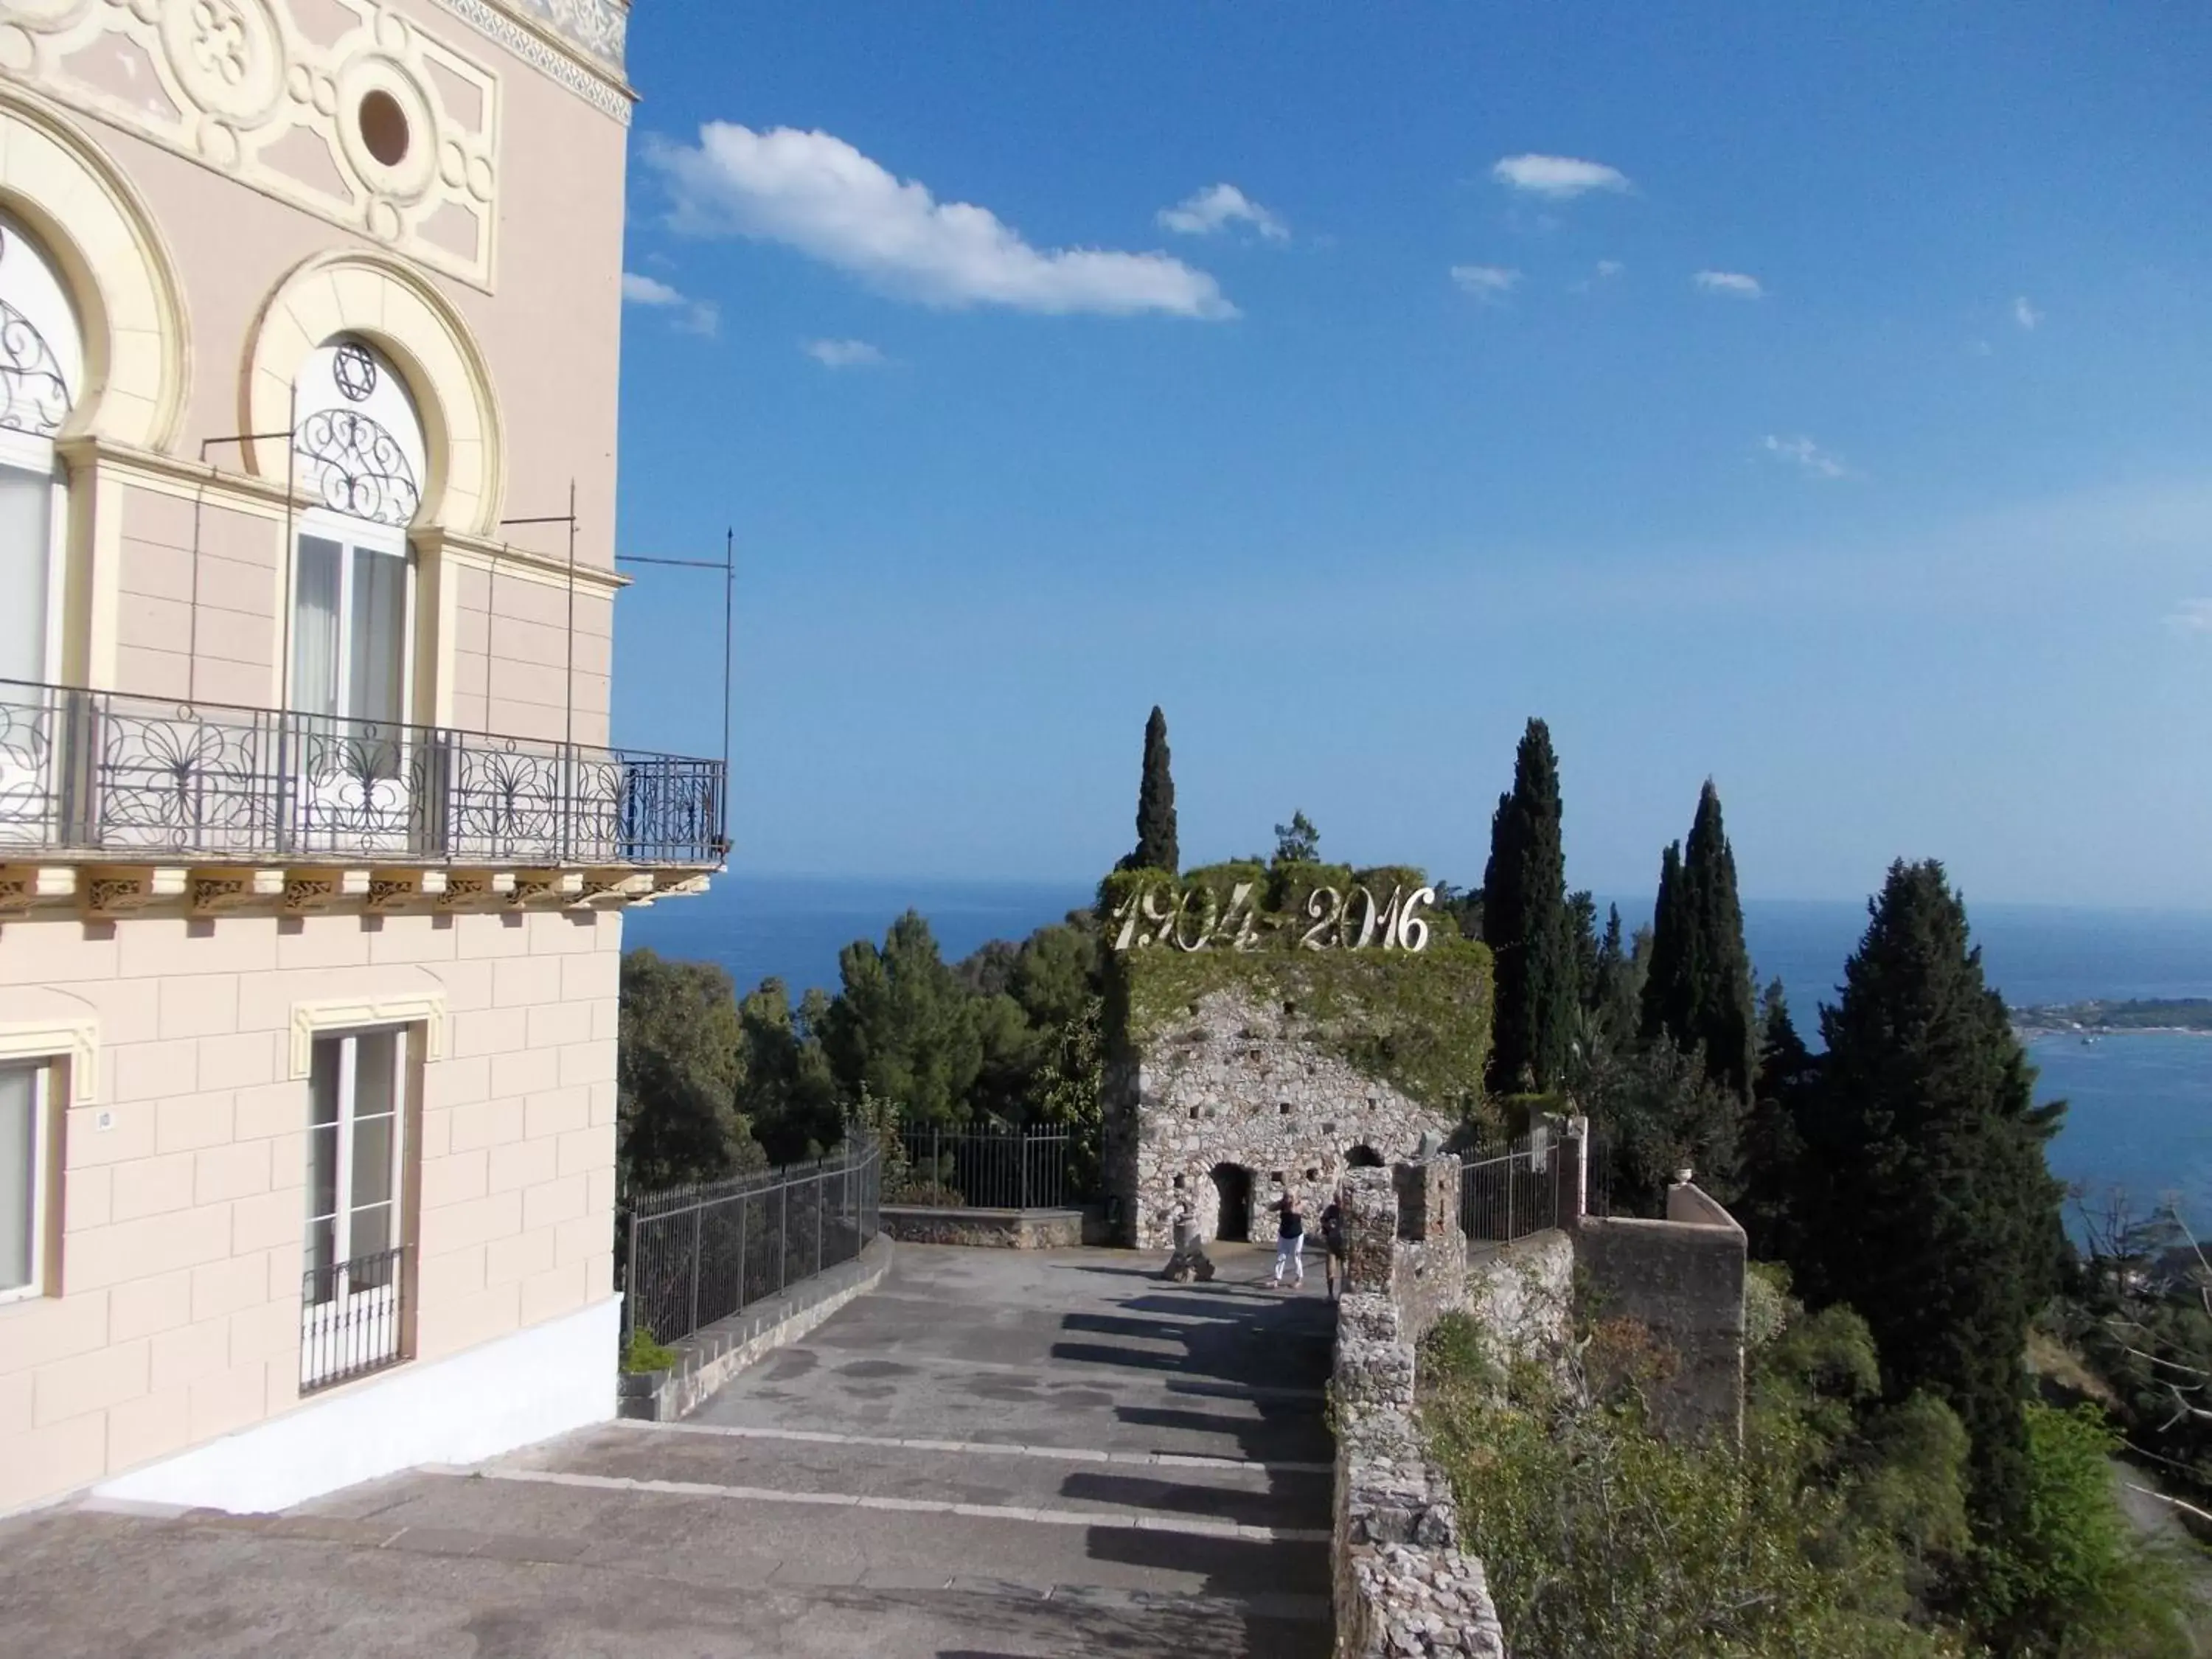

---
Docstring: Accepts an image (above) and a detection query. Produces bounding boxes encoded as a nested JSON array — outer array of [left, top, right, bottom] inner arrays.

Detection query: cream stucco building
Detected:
[[0, 0, 720, 1514]]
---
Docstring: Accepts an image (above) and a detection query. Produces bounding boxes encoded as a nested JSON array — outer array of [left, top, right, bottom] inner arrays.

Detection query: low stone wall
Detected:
[[1332, 1164, 1508, 1658], [1573, 1183, 1747, 1443], [1466, 1228, 1574, 1360], [878, 1206, 1088, 1249], [618, 1235, 893, 1423]]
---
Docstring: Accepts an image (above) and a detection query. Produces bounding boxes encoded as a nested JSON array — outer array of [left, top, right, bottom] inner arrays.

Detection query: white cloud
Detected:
[[1490, 154, 1630, 198], [621, 271, 719, 335], [804, 338, 886, 369], [1762, 434, 1851, 479], [1450, 264, 1521, 301], [2165, 599, 2212, 634], [1596, 260, 1624, 278], [644, 123, 1234, 319], [2014, 295, 2042, 330], [1694, 270, 1764, 299], [1158, 182, 1287, 241]]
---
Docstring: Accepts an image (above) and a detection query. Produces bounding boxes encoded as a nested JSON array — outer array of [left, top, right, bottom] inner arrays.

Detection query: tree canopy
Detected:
[[1484, 717, 1575, 1094]]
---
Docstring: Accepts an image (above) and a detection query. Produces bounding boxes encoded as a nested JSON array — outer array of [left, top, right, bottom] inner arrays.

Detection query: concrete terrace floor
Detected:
[[0, 1242, 1338, 1658]]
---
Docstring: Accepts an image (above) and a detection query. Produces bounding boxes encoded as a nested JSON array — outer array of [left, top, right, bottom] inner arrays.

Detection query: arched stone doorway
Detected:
[[1346, 1144, 1385, 1169], [1210, 1163, 1254, 1242]]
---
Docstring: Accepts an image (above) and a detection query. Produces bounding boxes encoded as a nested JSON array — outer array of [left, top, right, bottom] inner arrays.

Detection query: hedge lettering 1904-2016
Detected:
[[1108, 880, 1438, 954]]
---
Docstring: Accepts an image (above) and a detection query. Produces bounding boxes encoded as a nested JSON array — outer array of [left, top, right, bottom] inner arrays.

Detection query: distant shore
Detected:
[[2013, 998, 2212, 1039]]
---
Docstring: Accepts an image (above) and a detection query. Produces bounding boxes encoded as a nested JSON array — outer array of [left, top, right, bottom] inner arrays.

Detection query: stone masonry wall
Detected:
[[1110, 988, 1453, 1249], [1332, 1164, 1506, 1658]]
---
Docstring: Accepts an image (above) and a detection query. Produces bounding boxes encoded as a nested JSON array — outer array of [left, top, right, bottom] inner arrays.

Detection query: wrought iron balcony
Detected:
[[0, 678, 725, 870]]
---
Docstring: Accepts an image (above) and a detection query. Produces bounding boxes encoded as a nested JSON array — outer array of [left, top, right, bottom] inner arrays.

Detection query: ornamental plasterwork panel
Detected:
[[0, 0, 502, 288]]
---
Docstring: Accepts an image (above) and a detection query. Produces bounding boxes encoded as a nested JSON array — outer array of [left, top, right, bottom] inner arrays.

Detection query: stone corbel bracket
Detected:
[[84, 867, 188, 917], [366, 870, 451, 911], [284, 869, 372, 914], [0, 865, 77, 916]]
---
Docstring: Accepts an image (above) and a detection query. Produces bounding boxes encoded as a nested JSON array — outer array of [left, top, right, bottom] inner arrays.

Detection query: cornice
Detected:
[[429, 0, 636, 125]]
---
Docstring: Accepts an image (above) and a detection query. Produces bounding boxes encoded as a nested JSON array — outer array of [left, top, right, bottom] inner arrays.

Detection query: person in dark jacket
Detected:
[[1269, 1184, 1306, 1289]]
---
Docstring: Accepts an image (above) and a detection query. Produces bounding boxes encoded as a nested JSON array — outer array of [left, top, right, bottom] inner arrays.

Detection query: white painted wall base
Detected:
[[93, 1297, 621, 1514]]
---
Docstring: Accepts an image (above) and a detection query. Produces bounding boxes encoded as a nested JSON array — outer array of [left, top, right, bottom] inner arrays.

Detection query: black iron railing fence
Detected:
[[0, 678, 723, 866], [300, 1245, 408, 1394], [623, 1141, 881, 1347], [1460, 1130, 1570, 1244], [894, 1124, 1088, 1210]]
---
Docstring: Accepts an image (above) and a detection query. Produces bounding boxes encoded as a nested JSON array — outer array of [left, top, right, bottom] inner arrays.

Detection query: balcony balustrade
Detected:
[[0, 678, 724, 871]]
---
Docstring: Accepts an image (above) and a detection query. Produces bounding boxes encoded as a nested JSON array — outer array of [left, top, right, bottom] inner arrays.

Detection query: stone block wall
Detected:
[[1107, 988, 1454, 1249]]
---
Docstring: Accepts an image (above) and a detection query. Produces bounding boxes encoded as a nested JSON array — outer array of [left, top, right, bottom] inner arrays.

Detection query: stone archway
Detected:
[[1346, 1144, 1385, 1169], [1210, 1163, 1253, 1242]]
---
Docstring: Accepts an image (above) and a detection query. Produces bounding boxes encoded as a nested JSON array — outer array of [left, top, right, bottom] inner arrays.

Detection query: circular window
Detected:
[[358, 90, 410, 168]]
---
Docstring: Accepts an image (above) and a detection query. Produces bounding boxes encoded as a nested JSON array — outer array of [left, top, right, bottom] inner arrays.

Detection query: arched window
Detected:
[[288, 338, 423, 729], [0, 212, 79, 686]]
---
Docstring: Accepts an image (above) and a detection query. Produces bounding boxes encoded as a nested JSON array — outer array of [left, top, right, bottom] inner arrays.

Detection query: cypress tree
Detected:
[[1129, 706, 1178, 874], [1641, 841, 1691, 1047], [1641, 782, 1757, 1102], [1736, 978, 1816, 1260], [1796, 860, 2067, 1534], [1483, 718, 1574, 1094]]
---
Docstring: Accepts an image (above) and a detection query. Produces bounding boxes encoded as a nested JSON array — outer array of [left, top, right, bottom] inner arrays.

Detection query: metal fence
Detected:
[[1460, 1130, 1568, 1244], [623, 1141, 881, 1347], [0, 677, 724, 867], [300, 1245, 408, 1394], [894, 1124, 1087, 1210]]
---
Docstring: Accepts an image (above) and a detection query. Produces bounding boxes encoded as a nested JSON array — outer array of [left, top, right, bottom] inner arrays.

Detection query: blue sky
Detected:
[[608, 3, 2212, 908]]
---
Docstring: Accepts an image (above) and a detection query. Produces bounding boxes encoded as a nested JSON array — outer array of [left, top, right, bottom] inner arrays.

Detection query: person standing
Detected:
[[1270, 1185, 1307, 1290], [1320, 1191, 1347, 1301]]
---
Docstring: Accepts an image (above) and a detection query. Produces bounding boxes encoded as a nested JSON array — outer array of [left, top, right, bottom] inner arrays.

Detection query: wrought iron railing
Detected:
[[0, 678, 723, 867], [1460, 1130, 1568, 1244], [300, 1245, 408, 1394], [894, 1123, 1091, 1210], [623, 1141, 881, 1348]]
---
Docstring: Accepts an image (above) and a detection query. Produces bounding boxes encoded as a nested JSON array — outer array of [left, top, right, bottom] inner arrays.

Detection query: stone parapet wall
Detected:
[[1332, 1164, 1507, 1658], [1573, 1184, 1747, 1444], [878, 1207, 1087, 1251]]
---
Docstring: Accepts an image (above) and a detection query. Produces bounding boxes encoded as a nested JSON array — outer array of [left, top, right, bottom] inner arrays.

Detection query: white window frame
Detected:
[[0, 421, 69, 689], [300, 1025, 411, 1391], [288, 506, 417, 726], [0, 1058, 55, 1307]]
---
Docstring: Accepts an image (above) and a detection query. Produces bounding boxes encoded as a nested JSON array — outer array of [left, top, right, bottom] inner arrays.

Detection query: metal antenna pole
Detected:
[[722, 527, 734, 858]]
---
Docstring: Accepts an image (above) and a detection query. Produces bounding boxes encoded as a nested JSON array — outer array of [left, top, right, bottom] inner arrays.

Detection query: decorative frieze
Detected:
[[366, 869, 449, 910], [192, 869, 287, 914], [283, 869, 372, 912], [425, 0, 630, 123], [0, 863, 74, 914], [1, 0, 504, 285], [512, 868, 582, 905], [83, 866, 187, 916], [439, 869, 517, 908]]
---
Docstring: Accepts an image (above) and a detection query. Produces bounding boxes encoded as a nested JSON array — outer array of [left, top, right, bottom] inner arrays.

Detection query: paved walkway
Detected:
[[0, 1243, 1337, 1657]]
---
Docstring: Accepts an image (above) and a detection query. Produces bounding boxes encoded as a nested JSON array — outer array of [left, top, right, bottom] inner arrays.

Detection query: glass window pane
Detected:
[[347, 549, 407, 727], [0, 465, 51, 685], [309, 1037, 340, 1127], [292, 535, 342, 717], [307, 1124, 337, 1224], [354, 1031, 397, 1115], [0, 1065, 34, 1292], [349, 1203, 392, 1263], [349, 1113, 392, 1211], [304, 1217, 335, 1302]]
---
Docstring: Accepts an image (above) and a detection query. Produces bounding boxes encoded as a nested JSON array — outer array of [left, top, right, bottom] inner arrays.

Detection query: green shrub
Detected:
[[621, 1326, 681, 1375]]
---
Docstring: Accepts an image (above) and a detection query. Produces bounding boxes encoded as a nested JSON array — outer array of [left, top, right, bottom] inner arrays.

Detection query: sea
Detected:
[[627, 877, 2212, 1234]]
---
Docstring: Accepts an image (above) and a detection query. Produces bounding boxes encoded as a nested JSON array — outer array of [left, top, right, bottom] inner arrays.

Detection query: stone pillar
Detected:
[[1391, 1155, 1461, 1244], [1340, 1167, 1399, 1297]]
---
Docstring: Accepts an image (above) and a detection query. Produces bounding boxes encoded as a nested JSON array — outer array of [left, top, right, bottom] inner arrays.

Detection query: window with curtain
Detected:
[[0, 212, 80, 688]]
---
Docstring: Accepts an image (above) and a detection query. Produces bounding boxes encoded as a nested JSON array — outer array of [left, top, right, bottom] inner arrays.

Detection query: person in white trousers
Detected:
[[1270, 1185, 1307, 1289]]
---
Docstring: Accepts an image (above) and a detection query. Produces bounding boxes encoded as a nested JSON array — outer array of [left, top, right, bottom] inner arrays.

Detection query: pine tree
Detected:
[[1129, 706, 1178, 873], [1483, 719, 1574, 1094], [1795, 860, 2067, 1535], [1641, 782, 1757, 1102]]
